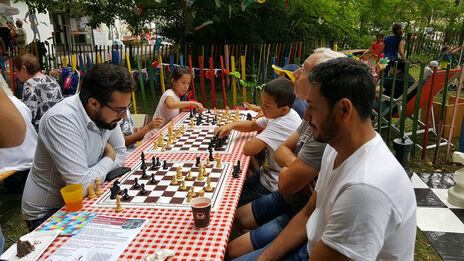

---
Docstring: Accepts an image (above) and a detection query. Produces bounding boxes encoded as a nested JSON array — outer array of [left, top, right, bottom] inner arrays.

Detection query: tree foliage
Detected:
[[22, 0, 464, 48]]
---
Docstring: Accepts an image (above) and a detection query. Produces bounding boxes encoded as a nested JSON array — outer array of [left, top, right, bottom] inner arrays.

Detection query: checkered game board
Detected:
[[148, 127, 239, 154], [412, 172, 464, 260], [96, 160, 232, 210], [176, 109, 245, 128]]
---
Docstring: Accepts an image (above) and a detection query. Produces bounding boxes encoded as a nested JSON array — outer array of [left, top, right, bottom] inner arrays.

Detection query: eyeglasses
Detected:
[[103, 101, 132, 117]]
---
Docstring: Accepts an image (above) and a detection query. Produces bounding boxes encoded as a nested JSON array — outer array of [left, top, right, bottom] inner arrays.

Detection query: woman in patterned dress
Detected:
[[14, 54, 63, 132]]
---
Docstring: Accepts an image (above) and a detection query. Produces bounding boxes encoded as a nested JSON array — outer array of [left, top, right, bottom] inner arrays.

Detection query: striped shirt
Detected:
[[22, 95, 127, 220]]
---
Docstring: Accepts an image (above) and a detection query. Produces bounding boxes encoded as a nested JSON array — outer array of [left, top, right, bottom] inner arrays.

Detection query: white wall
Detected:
[[9, 1, 53, 44]]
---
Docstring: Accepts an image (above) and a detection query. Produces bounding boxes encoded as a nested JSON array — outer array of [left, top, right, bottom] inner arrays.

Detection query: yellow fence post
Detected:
[[241, 55, 246, 103], [231, 56, 237, 106], [125, 53, 138, 114]]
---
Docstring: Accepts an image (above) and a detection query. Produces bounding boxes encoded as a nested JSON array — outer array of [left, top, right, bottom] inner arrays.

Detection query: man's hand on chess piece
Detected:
[[103, 142, 116, 161], [214, 123, 235, 138]]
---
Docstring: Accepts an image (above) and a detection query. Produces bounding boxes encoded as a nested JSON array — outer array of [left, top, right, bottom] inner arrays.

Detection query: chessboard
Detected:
[[412, 172, 464, 260], [175, 108, 246, 128], [147, 124, 239, 154], [96, 160, 233, 210]]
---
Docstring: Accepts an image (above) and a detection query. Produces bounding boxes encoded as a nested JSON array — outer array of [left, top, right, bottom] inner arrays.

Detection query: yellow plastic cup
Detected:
[[60, 184, 83, 212]]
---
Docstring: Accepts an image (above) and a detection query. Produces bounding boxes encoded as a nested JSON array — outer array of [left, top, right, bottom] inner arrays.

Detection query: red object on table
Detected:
[[38, 112, 254, 260]]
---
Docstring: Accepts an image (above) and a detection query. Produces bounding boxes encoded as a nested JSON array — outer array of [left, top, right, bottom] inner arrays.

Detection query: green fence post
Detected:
[[377, 70, 385, 134], [136, 54, 147, 114], [399, 62, 410, 137], [411, 63, 426, 158]]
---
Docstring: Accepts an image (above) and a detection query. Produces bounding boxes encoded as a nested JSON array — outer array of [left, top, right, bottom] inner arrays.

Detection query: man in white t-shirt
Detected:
[[233, 58, 417, 261], [215, 78, 301, 206]]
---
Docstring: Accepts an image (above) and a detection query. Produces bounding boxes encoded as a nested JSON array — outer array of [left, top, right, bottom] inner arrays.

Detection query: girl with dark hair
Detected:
[[380, 23, 406, 61], [152, 66, 204, 128]]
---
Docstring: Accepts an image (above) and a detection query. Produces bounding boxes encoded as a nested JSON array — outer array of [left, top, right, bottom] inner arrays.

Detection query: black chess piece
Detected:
[[193, 107, 197, 114], [196, 115, 202, 125], [209, 148, 214, 161], [133, 178, 141, 188], [195, 156, 201, 167], [151, 156, 157, 170], [140, 183, 147, 195], [110, 186, 117, 199], [150, 173, 157, 184], [122, 188, 130, 200], [246, 113, 252, 121], [113, 180, 121, 194], [141, 151, 146, 165], [236, 160, 241, 173], [163, 160, 168, 170], [141, 168, 148, 179], [156, 157, 161, 166], [232, 167, 239, 179], [189, 108, 193, 118]]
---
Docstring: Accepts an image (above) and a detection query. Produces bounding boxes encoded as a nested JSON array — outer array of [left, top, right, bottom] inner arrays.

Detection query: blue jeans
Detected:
[[0, 225, 4, 255], [238, 169, 272, 207], [232, 241, 308, 261], [26, 208, 60, 232]]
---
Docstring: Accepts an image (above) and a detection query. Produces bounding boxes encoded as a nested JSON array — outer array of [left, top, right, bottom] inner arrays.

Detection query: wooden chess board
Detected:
[[95, 160, 232, 210]]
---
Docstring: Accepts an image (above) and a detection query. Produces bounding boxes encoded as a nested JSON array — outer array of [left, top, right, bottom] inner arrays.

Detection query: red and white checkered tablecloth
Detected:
[[38, 111, 256, 260]]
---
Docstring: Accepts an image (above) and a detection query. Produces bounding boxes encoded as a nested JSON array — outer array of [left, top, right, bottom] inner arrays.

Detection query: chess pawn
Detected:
[[161, 144, 166, 152], [186, 192, 192, 203], [215, 155, 222, 168], [205, 177, 213, 192], [166, 139, 172, 149], [87, 183, 96, 199], [95, 177, 103, 195], [180, 125, 185, 133], [198, 189, 205, 197], [190, 186, 197, 198], [206, 158, 211, 167], [158, 136, 163, 147], [197, 168, 205, 181], [186, 169, 195, 181], [225, 106, 229, 113], [115, 194, 124, 213], [171, 175, 178, 185], [202, 165, 208, 177], [198, 162, 203, 170], [180, 180, 187, 191], [153, 140, 159, 150], [190, 118, 194, 128]]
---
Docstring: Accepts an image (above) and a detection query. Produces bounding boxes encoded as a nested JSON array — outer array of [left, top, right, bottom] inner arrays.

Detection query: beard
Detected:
[[309, 109, 338, 143], [95, 110, 119, 130]]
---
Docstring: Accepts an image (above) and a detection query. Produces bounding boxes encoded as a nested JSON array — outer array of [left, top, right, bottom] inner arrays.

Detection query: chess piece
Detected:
[[163, 160, 168, 169], [186, 192, 192, 203], [122, 188, 130, 200], [189, 108, 194, 118], [448, 169, 464, 207], [236, 160, 242, 173], [141, 168, 148, 179], [150, 173, 157, 184], [202, 165, 208, 177], [197, 168, 204, 181], [109, 186, 117, 200], [198, 189, 205, 197], [88, 183, 96, 199], [153, 140, 158, 150], [209, 148, 214, 161], [246, 113, 253, 121], [205, 177, 213, 192], [166, 140, 172, 149], [215, 154, 222, 168], [195, 156, 201, 167], [133, 177, 141, 189], [113, 180, 121, 194], [161, 143, 166, 151], [190, 186, 197, 198], [176, 166, 183, 179], [186, 169, 195, 181], [158, 136, 163, 147], [156, 157, 161, 166], [206, 158, 211, 167], [95, 177, 103, 195], [180, 125, 185, 133], [115, 194, 124, 212], [140, 183, 147, 195], [171, 175, 178, 185], [180, 180, 187, 191], [190, 118, 194, 128], [151, 156, 157, 170]]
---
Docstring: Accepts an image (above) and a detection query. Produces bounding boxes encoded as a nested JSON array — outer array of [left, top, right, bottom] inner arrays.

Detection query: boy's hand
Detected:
[[214, 123, 234, 138], [243, 102, 262, 112], [194, 102, 205, 113], [147, 117, 164, 131]]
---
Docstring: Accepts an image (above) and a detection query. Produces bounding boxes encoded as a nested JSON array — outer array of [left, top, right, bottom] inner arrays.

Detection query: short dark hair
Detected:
[[171, 66, 191, 82], [79, 63, 135, 105], [376, 32, 384, 38], [263, 78, 295, 108], [308, 57, 375, 121], [392, 23, 403, 37], [14, 54, 41, 74]]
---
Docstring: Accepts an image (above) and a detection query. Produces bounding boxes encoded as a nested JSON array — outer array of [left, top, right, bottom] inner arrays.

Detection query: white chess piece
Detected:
[[448, 168, 464, 208]]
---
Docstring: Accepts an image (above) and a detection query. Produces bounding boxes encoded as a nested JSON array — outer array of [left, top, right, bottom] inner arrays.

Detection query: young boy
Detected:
[[215, 78, 301, 206]]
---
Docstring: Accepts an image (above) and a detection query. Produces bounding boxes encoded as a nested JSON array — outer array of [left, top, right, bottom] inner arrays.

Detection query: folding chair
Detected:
[[373, 68, 461, 149]]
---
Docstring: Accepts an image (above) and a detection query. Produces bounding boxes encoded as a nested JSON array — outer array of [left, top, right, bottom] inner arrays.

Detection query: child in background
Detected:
[[439, 45, 464, 70], [215, 78, 302, 206], [119, 109, 164, 152], [360, 33, 384, 67], [153, 66, 205, 127]]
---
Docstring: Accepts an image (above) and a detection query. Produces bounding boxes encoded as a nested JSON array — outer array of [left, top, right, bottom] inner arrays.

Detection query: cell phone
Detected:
[[105, 167, 131, 181]]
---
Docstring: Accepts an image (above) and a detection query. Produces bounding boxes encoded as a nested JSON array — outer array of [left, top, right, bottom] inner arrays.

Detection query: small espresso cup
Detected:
[[190, 197, 211, 228]]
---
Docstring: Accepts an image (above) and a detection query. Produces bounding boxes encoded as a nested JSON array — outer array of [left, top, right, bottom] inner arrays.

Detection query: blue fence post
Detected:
[[272, 57, 276, 79]]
